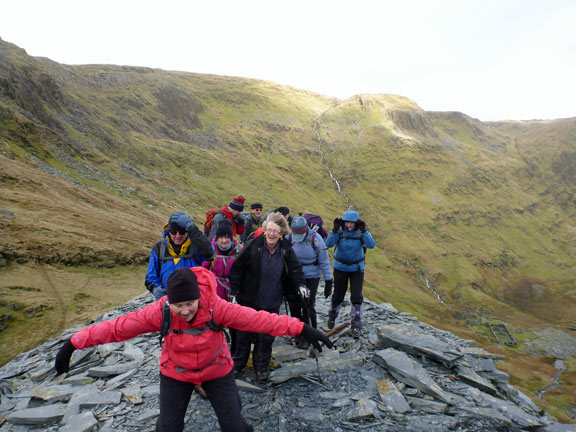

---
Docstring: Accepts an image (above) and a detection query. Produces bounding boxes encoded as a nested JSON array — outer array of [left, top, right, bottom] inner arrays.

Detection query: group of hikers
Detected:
[[54, 194, 376, 431]]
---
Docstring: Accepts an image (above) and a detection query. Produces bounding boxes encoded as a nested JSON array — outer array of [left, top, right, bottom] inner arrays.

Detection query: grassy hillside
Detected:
[[1, 39, 575, 421]]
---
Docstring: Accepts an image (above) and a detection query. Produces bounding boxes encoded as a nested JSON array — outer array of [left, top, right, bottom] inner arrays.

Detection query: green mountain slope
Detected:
[[1, 38, 575, 421]]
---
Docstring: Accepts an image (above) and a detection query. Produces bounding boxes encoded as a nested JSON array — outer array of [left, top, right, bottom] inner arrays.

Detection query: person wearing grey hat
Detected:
[[325, 210, 376, 339], [288, 216, 333, 348]]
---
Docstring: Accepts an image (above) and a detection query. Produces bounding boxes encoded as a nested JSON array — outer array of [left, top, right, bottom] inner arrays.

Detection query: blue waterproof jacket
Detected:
[[145, 231, 210, 292], [289, 232, 332, 281], [325, 226, 376, 272]]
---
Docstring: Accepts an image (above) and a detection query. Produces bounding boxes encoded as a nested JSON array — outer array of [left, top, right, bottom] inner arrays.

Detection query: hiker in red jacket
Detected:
[[54, 267, 332, 432], [208, 195, 247, 240]]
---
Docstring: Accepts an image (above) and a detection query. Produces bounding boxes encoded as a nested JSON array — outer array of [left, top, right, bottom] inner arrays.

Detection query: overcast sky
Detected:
[[2, 0, 575, 121]]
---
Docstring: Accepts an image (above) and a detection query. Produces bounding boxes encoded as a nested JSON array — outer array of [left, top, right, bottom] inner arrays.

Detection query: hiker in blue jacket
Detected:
[[325, 210, 376, 338], [145, 211, 213, 300]]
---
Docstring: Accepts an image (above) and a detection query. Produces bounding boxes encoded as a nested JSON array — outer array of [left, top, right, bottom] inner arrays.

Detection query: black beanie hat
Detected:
[[251, 202, 263, 210], [215, 220, 234, 239], [167, 268, 200, 304]]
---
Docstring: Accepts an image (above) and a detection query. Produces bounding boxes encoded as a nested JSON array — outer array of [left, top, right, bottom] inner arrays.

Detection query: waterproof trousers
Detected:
[[329, 269, 364, 329], [233, 307, 279, 373], [155, 371, 253, 432]]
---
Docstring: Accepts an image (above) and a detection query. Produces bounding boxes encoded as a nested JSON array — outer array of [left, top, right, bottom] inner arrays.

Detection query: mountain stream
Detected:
[[313, 120, 352, 210]]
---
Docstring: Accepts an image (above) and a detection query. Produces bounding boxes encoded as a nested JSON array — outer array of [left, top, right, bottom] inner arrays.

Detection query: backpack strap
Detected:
[[159, 304, 225, 347], [334, 232, 366, 266]]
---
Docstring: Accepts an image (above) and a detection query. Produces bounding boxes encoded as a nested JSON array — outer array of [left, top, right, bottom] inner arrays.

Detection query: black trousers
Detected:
[[155, 371, 253, 432], [233, 307, 279, 372], [332, 269, 364, 306]]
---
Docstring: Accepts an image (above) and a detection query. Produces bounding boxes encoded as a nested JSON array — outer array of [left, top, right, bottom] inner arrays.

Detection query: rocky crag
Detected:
[[1, 293, 574, 432]]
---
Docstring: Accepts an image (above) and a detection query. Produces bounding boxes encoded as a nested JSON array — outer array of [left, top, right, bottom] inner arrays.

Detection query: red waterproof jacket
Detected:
[[71, 267, 304, 384]]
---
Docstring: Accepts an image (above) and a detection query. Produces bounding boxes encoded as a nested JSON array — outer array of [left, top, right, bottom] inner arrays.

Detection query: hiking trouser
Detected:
[[156, 371, 253, 432], [329, 269, 364, 328], [332, 269, 364, 306], [233, 307, 279, 372]]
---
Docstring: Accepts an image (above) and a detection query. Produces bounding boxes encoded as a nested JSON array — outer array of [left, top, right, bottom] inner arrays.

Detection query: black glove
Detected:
[[356, 219, 366, 233], [170, 212, 195, 231], [233, 214, 246, 227], [300, 324, 333, 352], [332, 218, 342, 233], [55, 338, 76, 375], [324, 280, 333, 298]]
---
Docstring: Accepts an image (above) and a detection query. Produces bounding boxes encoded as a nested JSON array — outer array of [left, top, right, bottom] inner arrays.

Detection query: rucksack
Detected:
[[303, 213, 328, 240], [287, 232, 320, 266], [203, 208, 223, 236], [159, 300, 225, 346]]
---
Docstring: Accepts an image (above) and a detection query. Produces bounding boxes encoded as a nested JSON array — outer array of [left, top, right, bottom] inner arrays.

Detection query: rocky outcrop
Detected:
[[1, 291, 573, 431]]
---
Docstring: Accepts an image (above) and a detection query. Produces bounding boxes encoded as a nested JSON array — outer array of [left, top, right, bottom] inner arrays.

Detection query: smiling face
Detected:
[[345, 221, 356, 231], [170, 300, 199, 322], [264, 221, 282, 249], [217, 236, 232, 250], [169, 230, 188, 246]]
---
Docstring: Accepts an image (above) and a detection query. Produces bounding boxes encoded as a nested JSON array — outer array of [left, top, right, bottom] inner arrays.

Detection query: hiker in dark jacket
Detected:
[[209, 195, 247, 240], [229, 212, 308, 382], [288, 216, 332, 348], [239, 201, 263, 244], [55, 267, 332, 432], [325, 210, 376, 338], [145, 211, 212, 300]]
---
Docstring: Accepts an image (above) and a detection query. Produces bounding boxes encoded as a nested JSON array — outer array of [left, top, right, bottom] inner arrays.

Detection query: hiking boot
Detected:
[[234, 368, 244, 379], [254, 370, 270, 382], [327, 318, 335, 330], [351, 328, 361, 339]]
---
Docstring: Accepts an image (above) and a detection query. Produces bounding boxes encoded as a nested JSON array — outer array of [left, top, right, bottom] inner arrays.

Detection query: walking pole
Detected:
[[301, 296, 323, 383]]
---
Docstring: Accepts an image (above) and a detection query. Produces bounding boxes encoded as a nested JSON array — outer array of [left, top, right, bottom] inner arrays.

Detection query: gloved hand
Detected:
[[229, 293, 238, 304], [153, 285, 166, 300], [298, 285, 310, 300], [55, 338, 76, 375], [175, 213, 194, 231], [300, 324, 333, 352], [324, 280, 333, 298], [233, 214, 246, 227], [356, 219, 366, 233], [332, 218, 342, 233]]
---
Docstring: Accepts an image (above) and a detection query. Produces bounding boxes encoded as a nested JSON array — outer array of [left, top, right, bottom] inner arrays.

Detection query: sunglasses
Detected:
[[169, 230, 187, 235]]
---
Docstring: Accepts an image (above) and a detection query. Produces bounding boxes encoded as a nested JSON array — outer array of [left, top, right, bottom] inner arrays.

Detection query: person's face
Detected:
[[229, 208, 241, 217], [264, 221, 282, 248], [169, 230, 188, 245], [251, 208, 262, 216], [217, 236, 232, 249], [345, 221, 356, 231], [170, 300, 199, 322]]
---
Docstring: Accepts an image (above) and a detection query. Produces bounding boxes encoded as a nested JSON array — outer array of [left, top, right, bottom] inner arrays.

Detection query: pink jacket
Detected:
[[71, 267, 304, 384], [202, 238, 241, 300]]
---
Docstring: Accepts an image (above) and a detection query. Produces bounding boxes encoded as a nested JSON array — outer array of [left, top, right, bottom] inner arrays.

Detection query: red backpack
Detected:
[[203, 208, 223, 236]]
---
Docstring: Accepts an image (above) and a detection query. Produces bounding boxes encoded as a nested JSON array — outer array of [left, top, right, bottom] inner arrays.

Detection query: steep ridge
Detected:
[[1, 39, 575, 421]]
